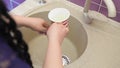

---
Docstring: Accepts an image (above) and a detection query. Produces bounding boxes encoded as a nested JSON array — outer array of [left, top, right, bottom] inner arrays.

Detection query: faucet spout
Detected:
[[104, 0, 116, 17]]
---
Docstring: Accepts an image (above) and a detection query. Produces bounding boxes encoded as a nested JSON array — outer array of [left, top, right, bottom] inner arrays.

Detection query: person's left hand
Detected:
[[27, 18, 49, 34], [12, 15, 50, 34]]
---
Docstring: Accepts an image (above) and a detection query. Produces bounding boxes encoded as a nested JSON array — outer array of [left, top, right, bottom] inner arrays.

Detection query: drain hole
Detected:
[[62, 55, 71, 66]]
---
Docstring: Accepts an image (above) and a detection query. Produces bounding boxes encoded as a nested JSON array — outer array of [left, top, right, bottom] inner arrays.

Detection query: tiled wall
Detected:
[[3, 0, 120, 23], [69, 0, 120, 23], [3, 0, 25, 11]]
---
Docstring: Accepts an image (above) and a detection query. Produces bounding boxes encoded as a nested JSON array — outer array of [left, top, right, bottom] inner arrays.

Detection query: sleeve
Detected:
[[0, 37, 30, 68]]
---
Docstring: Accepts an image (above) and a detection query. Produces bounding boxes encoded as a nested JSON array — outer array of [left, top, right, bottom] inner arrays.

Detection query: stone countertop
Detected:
[[11, 0, 120, 68]]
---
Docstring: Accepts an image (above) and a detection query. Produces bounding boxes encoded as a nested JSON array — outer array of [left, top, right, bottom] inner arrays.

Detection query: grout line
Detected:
[[91, 1, 107, 8], [118, 0, 120, 13], [117, 11, 120, 13], [12, 0, 20, 5], [98, 0, 103, 12], [10, 0, 21, 10], [10, 0, 13, 9]]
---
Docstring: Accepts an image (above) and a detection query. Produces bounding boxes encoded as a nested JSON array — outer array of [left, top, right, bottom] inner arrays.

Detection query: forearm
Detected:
[[43, 40, 63, 68], [11, 15, 28, 26], [11, 15, 45, 27]]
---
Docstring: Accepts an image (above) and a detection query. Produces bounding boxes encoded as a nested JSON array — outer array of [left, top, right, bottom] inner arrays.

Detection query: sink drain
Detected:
[[62, 55, 71, 66]]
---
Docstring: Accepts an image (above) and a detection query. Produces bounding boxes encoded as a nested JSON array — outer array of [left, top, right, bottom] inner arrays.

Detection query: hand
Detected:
[[27, 18, 49, 34], [47, 21, 69, 44], [11, 15, 49, 34]]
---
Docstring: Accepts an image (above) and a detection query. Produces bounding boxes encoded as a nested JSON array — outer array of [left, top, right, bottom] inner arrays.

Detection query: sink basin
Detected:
[[20, 11, 87, 67]]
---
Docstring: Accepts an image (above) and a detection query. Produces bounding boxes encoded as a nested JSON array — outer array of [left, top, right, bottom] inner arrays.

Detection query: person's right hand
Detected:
[[47, 21, 69, 44]]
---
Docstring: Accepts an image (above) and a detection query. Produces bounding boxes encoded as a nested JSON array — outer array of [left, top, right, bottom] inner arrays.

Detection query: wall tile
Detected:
[[90, 3, 99, 11], [99, 7, 108, 16], [69, 0, 85, 7], [69, 0, 120, 23], [3, 0, 120, 23], [92, 0, 101, 4], [3, 0, 25, 11]]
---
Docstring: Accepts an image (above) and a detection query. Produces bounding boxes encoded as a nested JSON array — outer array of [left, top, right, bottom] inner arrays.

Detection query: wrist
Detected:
[[48, 38, 62, 46], [11, 15, 29, 27]]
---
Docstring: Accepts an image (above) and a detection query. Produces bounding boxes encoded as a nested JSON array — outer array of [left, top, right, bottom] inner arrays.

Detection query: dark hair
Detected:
[[0, 0, 33, 68]]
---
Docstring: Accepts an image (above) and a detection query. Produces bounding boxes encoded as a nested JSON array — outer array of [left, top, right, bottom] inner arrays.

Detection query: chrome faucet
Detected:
[[39, 0, 46, 5]]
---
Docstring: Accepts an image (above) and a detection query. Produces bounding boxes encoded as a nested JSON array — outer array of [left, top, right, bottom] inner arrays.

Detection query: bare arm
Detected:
[[43, 40, 63, 68], [43, 21, 69, 68], [11, 15, 49, 33]]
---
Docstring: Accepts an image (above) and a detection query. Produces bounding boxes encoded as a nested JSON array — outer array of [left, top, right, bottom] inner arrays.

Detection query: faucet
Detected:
[[83, 0, 116, 24], [104, 0, 116, 17], [84, 0, 116, 17], [39, 0, 46, 5], [83, 0, 93, 24]]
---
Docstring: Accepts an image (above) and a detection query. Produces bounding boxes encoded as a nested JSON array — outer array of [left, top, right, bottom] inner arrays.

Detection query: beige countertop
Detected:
[[10, 0, 120, 68]]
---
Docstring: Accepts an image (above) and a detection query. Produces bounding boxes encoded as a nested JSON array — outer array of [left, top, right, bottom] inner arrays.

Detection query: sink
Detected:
[[20, 11, 87, 67], [13, 0, 120, 67]]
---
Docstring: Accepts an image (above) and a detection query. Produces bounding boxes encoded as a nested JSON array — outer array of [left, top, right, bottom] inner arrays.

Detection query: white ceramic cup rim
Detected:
[[48, 8, 70, 23]]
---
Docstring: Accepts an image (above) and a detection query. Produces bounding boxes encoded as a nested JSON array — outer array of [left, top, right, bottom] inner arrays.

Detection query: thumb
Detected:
[[39, 23, 49, 33], [43, 23, 50, 29]]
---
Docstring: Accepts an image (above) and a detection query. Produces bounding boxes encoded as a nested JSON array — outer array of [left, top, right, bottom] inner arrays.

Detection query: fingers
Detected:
[[62, 20, 68, 25], [63, 21, 69, 32], [39, 22, 49, 34], [43, 22, 50, 29], [61, 21, 69, 33], [39, 31, 47, 35], [48, 21, 69, 32], [65, 22, 69, 27], [62, 20, 69, 27]]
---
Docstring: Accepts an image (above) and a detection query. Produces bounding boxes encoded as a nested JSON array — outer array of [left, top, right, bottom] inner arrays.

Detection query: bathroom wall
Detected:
[[3, 0, 120, 23], [69, 0, 120, 23], [3, 0, 25, 11]]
